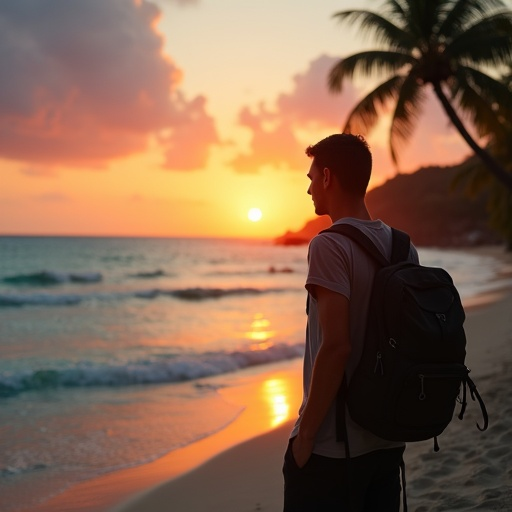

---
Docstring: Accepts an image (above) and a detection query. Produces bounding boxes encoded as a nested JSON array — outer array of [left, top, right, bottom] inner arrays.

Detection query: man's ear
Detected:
[[322, 167, 332, 188]]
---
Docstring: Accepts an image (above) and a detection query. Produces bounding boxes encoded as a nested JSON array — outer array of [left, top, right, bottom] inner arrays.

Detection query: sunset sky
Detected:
[[1, 0, 476, 239]]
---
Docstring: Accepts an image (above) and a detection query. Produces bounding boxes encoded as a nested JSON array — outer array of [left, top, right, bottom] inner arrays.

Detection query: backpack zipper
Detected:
[[374, 352, 384, 375], [418, 374, 426, 400], [416, 371, 464, 401]]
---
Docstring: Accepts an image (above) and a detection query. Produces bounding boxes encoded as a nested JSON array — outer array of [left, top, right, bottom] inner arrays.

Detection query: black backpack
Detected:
[[321, 223, 489, 453]]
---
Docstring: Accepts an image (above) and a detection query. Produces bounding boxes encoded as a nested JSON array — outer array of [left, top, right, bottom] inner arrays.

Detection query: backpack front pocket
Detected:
[[394, 364, 467, 436]]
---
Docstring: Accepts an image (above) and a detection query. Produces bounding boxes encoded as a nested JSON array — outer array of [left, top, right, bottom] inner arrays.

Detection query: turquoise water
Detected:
[[0, 236, 507, 511]]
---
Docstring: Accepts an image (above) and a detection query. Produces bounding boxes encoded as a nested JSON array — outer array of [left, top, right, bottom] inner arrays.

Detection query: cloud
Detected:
[[231, 55, 359, 173], [231, 54, 470, 180], [159, 93, 219, 170], [231, 106, 306, 173], [0, 0, 218, 170]]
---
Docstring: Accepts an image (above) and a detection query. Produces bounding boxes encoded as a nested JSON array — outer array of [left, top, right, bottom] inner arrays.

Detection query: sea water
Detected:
[[0, 236, 507, 511]]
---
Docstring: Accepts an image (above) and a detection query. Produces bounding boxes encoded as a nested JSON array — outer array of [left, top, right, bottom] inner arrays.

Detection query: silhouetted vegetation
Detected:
[[328, 0, 512, 190], [276, 160, 503, 248]]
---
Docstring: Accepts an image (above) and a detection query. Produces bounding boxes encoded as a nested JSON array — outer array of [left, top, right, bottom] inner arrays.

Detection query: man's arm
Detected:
[[292, 285, 351, 467]]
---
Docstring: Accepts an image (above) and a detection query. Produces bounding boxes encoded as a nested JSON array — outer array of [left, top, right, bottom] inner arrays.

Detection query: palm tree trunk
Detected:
[[432, 82, 512, 191]]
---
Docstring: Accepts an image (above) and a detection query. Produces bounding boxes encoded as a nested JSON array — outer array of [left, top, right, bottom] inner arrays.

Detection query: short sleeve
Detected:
[[410, 244, 420, 264], [306, 234, 351, 300]]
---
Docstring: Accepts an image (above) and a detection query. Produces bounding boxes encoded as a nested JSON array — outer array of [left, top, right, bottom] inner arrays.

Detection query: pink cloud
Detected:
[[232, 54, 470, 180], [0, 0, 218, 171], [275, 55, 357, 128], [231, 107, 306, 173], [231, 55, 359, 173], [160, 94, 219, 170]]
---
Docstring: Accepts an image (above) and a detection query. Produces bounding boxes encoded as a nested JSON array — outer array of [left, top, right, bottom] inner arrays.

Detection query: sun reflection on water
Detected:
[[246, 313, 276, 350], [263, 378, 291, 427]]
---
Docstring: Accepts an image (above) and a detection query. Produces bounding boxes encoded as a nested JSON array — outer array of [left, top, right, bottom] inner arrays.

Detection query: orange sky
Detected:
[[0, 0, 474, 239]]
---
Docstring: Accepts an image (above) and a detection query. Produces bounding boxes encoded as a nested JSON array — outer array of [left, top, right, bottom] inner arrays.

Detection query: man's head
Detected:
[[306, 133, 372, 199]]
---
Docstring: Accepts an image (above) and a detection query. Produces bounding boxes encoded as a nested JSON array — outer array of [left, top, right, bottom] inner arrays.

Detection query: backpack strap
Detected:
[[466, 374, 489, 432], [320, 223, 388, 267], [321, 223, 411, 267], [391, 228, 411, 264], [322, 222, 412, 511]]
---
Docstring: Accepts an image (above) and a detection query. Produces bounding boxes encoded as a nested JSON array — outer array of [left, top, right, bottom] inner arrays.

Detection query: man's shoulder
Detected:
[[309, 230, 346, 257], [320, 218, 416, 264], [326, 218, 392, 246], [310, 223, 358, 250], [336, 217, 390, 234]]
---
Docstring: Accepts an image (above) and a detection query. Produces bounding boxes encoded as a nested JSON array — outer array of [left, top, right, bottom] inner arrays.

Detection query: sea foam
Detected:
[[2, 271, 102, 286], [0, 286, 292, 307], [0, 343, 304, 397]]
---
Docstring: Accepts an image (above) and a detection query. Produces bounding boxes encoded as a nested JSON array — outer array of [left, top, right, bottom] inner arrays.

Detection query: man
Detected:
[[283, 133, 418, 511]]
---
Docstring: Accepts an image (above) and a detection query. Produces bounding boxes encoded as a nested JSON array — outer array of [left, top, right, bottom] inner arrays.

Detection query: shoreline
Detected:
[[22, 246, 512, 512], [24, 360, 304, 512]]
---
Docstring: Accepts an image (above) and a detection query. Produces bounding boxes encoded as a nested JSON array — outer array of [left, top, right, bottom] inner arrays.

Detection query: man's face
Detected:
[[307, 160, 327, 216]]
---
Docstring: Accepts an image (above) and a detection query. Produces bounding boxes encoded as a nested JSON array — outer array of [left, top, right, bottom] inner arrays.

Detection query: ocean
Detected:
[[0, 235, 507, 511]]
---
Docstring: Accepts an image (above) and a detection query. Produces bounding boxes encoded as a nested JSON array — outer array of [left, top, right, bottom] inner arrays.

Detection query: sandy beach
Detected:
[[25, 248, 512, 512], [113, 288, 512, 512]]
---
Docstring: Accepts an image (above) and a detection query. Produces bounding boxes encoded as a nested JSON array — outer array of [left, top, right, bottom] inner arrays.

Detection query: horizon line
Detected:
[[0, 233, 274, 241]]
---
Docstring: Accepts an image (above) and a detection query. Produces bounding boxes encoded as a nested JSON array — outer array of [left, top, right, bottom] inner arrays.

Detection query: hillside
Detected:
[[275, 163, 502, 247]]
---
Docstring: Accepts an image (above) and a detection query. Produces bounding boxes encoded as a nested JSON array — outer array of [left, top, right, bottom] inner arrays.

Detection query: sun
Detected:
[[247, 207, 263, 222]]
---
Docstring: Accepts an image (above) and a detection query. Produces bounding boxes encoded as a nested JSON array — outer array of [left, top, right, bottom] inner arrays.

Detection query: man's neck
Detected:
[[328, 200, 372, 223]]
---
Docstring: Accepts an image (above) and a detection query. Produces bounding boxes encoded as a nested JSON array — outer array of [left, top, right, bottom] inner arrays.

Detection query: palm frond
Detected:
[[395, 0, 425, 40], [447, 11, 512, 65], [457, 66, 512, 127], [395, 0, 449, 40], [437, 0, 507, 38], [389, 73, 427, 164], [343, 75, 406, 135], [501, 66, 512, 88], [332, 10, 416, 50], [449, 70, 505, 139], [328, 51, 415, 92], [407, 0, 454, 40], [453, 156, 512, 246], [385, 0, 408, 20]]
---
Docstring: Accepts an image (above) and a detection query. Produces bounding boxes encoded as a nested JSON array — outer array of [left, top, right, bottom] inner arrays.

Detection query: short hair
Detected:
[[306, 133, 372, 196]]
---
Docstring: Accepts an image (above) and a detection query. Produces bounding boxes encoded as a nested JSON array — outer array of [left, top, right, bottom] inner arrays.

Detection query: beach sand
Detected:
[[111, 287, 512, 512], [27, 249, 512, 512]]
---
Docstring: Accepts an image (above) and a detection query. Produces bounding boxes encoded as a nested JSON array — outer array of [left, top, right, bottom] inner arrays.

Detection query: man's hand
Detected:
[[292, 434, 314, 468]]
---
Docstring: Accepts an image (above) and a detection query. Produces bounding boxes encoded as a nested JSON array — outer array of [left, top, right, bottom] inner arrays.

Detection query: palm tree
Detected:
[[455, 157, 512, 250], [453, 66, 512, 249], [328, 0, 512, 190]]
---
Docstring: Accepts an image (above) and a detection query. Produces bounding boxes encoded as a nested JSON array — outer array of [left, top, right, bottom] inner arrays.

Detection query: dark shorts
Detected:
[[283, 438, 405, 512]]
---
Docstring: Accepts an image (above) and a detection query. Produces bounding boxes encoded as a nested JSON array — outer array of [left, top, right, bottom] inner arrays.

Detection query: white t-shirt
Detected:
[[290, 217, 419, 458]]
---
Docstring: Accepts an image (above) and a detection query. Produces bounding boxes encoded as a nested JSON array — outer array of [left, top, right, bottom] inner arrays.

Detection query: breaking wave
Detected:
[[2, 271, 102, 286], [0, 286, 292, 307], [0, 343, 304, 397], [128, 270, 167, 279]]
